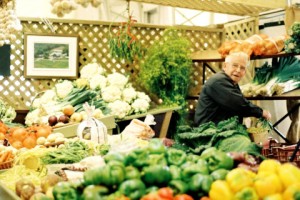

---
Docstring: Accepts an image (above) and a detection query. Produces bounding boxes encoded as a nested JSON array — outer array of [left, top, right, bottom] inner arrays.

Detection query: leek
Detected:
[[241, 56, 300, 97]]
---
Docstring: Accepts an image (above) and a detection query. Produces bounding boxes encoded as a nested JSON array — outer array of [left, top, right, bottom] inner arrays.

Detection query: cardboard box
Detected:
[[53, 115, 116, 138]]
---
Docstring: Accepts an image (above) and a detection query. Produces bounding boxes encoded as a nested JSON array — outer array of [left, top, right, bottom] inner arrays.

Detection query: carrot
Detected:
[[0, 150, 11, 163]]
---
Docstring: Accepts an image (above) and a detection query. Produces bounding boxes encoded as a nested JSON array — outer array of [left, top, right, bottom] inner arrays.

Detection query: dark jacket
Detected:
[[194, 71, 263, 126]]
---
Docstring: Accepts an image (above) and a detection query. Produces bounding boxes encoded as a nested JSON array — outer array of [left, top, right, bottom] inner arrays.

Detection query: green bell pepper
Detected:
[[83, 167, 104, 186], [148, 154, 168, 166], [182, 163, 209, 182], [169, 165, 182, 180], [142, 165, 172, 186], [80, 185, 109, 200], [107, 161, 126, 187], [53, 182, 80, 200], [169, 180, 189, 195], [83, 160, 125, 187], [166, 148, 187, 166], [124, 148, 149, 168], [125, 166, 141, 180], [210, 168, 229, 181], [200, 147, 218, 160], [234, 187, 259, 200], [147, 138, 166, 154], [201, 148, 234, 172], [186, 153, 201, 163], [189, 173, 213, 193], [118, 179, 146, 200], [104, 152, 125, 164]]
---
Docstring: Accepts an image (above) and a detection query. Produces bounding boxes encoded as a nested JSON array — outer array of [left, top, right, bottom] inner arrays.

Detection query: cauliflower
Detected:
[[107, 100, 132, 119], [74, 78, 90, 89], [55, 80, 74, 99], [131, 98, 150, 113], [92, 108, 104, 119], [89, 74, 107, 90], [122, 87, 137, 103], [107, 72, 128, 88], [80, 63, 105, 79], [136, 91, 151, 103], [25, 109, 42, 126], [31, 90, 58, 109], [101, 85, 122, 102]]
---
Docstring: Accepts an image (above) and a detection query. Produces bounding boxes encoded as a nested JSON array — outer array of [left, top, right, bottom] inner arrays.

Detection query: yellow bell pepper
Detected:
[[226, 168, 254, 193], [209, 180, 233, 200], [278, 163, 300, 189], [254, 173, 283, 199], [282, 183, 300, 200], [263, 193, 283, 200], [258, 159, 281, 174]]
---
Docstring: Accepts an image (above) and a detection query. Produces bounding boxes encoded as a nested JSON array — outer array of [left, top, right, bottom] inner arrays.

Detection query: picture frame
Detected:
[[24, 33, 79, 79]]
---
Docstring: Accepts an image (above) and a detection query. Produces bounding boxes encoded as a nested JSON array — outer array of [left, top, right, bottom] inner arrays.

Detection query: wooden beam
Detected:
[[221, 0, 286, 9]]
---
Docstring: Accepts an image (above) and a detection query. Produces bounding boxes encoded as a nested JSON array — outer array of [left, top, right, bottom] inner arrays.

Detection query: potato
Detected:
[[15, 178, 35, 200], [41, 174, 63, 193]]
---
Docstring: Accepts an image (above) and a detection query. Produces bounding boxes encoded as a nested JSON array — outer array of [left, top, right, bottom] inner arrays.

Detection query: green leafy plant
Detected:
[[137, 28, 192, 107]]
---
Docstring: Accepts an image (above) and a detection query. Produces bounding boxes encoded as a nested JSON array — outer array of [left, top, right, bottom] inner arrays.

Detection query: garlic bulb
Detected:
[[0, 0, 22, 47], [75, 0, 102, 8], [50, 0, 102, 18], [50, 0, 77, 18]]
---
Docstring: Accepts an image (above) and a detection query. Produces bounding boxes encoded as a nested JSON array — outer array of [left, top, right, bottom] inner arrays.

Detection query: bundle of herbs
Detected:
[[137, 28, 192, 107]]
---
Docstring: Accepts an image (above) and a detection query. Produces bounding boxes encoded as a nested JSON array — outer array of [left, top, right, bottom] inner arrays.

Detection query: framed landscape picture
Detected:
[[24, 34, 79, 79]]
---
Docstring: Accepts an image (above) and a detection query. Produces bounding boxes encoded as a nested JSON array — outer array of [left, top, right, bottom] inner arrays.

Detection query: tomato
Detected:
[[174, 194, 194, 200], [157, 187, 173, 200]]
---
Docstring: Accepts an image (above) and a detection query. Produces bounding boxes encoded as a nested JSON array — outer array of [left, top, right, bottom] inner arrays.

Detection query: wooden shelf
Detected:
[[191, 50, 300, 62], [130, 0, 286, 16]]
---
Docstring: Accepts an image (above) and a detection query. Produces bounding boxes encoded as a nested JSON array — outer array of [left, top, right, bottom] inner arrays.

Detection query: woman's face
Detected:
[[223, 55, 247, 84]]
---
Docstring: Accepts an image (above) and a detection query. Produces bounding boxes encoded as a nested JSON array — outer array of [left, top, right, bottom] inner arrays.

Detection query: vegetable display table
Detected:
[[115, 106, 181, 138]]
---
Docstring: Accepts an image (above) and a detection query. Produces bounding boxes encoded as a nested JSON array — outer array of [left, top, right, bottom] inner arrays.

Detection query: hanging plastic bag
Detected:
[[77, 103, 108, 144]]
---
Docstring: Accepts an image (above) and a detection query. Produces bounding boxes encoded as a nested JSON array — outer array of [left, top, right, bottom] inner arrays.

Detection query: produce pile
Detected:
[[0, 0, 22, 47], [218, 33, 287, 58], [25, 63, 152, 126], [173, 116, 262, 157], [285, 21, 300, 54], [50, 0, 102, 17], [240, 56, 300, 97]]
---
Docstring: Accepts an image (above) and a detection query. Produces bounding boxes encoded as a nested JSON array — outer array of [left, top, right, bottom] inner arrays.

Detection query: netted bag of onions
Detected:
[[77, 103, 108, 144]]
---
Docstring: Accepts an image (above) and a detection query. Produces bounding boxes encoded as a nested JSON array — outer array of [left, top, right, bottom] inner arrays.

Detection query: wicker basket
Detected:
[[0, 159, 14, 170]]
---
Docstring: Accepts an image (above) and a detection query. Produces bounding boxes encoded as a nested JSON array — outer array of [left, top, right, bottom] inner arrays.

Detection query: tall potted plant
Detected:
[[138, 28, 192, 124]]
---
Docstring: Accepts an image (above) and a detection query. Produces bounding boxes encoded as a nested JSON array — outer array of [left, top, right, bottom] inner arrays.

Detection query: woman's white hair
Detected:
[[225, 52, 250, 66]]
